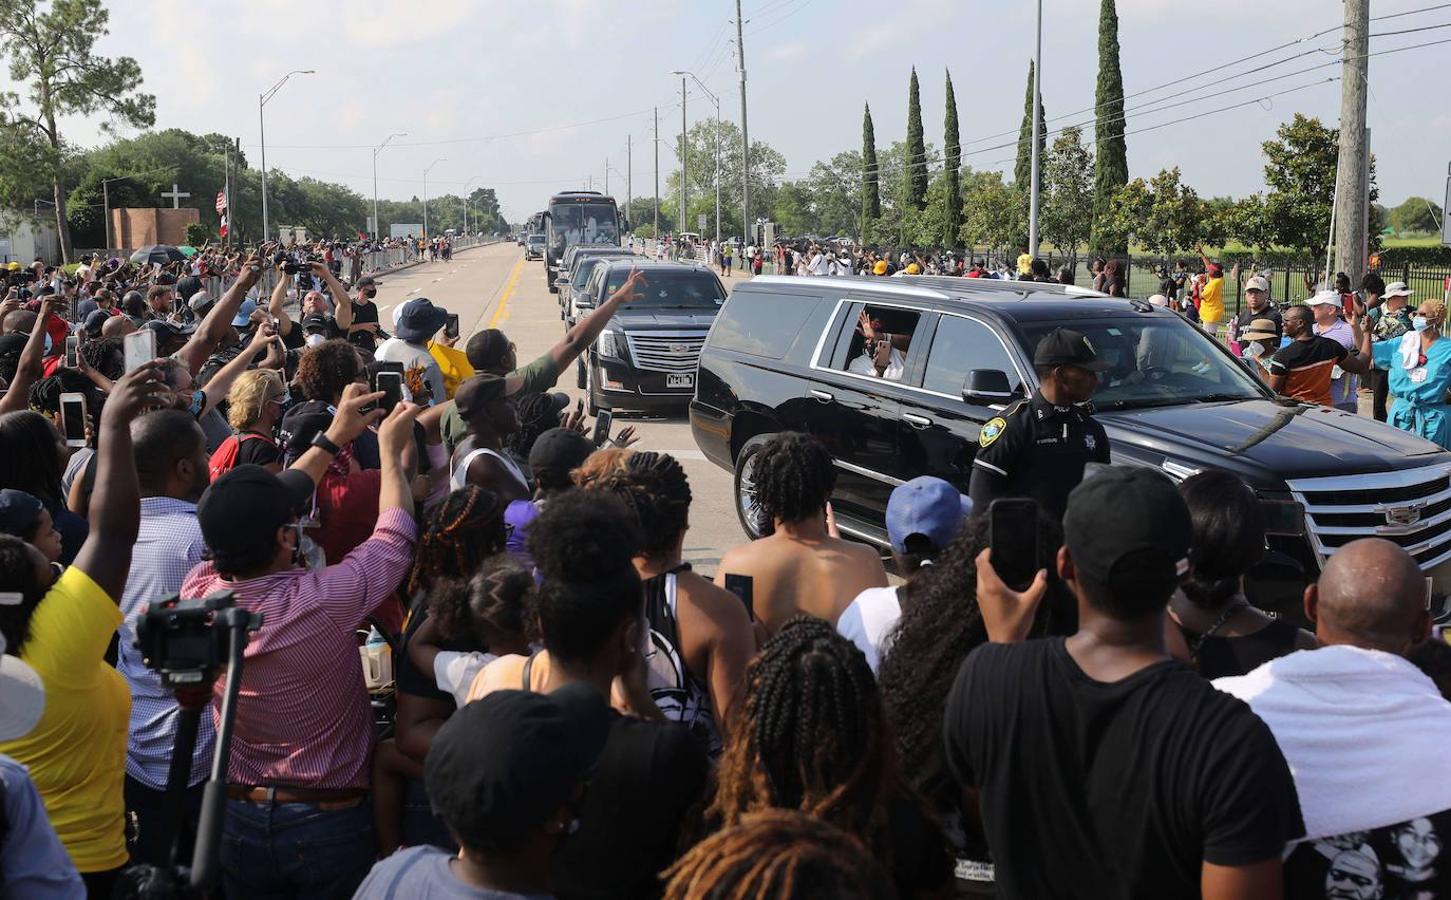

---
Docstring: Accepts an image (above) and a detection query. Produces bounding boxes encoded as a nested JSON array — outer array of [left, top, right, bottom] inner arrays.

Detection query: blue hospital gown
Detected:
[[1373, 337, 1451, 449]]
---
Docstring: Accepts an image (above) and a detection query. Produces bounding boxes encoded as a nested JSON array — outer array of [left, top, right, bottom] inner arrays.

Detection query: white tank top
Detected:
[[450, 447, 528, 492]]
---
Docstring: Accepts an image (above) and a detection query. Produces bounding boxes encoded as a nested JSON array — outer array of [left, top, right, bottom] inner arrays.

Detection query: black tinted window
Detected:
[[604, 269, 725, 310], [923, 315, 1022, 397], [711, 290, 821, 359]]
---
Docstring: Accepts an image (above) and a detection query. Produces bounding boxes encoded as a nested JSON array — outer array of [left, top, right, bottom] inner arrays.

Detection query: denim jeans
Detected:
[[220, 795, 375, 900]]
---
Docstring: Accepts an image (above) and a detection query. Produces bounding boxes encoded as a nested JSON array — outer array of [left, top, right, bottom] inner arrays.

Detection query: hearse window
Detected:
[[923, 315, 1023, 398], [843, 305, 920, 381], [711, 290, 821, 360]]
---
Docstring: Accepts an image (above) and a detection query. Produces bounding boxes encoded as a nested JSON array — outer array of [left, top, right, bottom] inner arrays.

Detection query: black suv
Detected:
[[579, 259, 727, 414], [556, 245, 637, 322], [692, 275, 1451, 616]]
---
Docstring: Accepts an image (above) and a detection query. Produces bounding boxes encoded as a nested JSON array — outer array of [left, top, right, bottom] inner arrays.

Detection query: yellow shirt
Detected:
[[0, 567, 128, 873], [1199, 276, 1225, 326], [428, 341, 475, 400]]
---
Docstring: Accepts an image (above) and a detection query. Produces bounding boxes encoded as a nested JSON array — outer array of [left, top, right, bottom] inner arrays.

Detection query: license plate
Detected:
[[667, 373, 694, 389]]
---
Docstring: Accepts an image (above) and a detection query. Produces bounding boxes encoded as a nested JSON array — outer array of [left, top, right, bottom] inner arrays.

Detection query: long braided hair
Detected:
[[750, 432, 835, 532], [709, 616, 894, 859], [662, 809, 894, 900], [407, 486, 507, 596], [502, 392, 560, 460], [589, 451, 692, 559]]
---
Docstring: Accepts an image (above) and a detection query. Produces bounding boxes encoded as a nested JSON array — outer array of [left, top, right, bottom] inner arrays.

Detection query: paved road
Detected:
[[372, 241, 750, 576]]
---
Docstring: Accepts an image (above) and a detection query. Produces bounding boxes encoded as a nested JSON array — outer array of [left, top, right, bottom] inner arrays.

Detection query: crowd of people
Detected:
[[2, 231, 1451, 900]]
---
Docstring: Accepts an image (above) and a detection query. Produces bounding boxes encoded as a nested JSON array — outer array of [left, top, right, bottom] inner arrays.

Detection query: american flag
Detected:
[[215, 190, 227, 214]]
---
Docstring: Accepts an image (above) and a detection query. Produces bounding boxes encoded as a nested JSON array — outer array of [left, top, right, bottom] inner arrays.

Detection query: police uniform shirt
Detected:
[[968, 391, 1111, 520]]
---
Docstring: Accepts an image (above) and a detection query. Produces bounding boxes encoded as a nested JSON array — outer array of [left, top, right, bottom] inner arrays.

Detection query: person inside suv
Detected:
[[715, 432, 888, 635], [848, 309, 913, 380]]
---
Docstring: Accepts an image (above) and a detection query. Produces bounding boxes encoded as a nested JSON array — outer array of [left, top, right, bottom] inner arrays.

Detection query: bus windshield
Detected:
[[549, 202, 619, 249]]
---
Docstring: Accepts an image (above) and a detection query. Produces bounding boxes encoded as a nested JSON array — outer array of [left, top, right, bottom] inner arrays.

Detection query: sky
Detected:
[[13, 0, 1451, 224]]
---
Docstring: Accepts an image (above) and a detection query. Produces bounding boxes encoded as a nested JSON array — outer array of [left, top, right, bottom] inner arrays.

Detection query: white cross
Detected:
[[160, 183, 191, 209]]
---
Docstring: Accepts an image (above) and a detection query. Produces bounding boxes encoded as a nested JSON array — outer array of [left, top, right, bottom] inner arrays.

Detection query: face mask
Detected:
[[1244, 341, 1265, 359], [1414, 316, 1432, 333], [305, 333, 325, 348]]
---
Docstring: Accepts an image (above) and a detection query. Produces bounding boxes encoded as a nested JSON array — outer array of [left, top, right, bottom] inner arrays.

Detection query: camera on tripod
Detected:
[[136, 590, 262, 690]]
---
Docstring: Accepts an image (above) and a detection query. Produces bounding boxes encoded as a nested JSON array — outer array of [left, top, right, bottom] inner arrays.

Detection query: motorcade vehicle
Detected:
[[524, 233, 546, 260], [690, 274, 1451, 621], [544, 191, 621, 292], [555, 244, 637, 319]]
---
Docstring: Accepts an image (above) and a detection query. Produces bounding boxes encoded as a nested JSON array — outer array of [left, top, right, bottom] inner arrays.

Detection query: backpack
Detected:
[[208, 432, 270, 482]]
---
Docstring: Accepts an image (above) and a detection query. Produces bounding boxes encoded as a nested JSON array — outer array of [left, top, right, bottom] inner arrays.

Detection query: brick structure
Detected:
[[111, 207, 200, 250]]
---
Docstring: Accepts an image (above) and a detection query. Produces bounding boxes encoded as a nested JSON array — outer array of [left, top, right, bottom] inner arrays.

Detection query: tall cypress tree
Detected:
[[1092, 0, 1128, 254], [944, 69, 962, 249], [1014, 60, 1046, 190], [904, 67, 928, 210], [862, 102, 880, 236]]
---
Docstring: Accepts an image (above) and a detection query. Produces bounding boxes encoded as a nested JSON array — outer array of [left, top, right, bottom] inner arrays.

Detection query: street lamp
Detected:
[[372, 132, 407, 242], [671, 71, 721, 251], [259, 69, 315, 243], [423, 158, 447, 239], [463, 176, 483, 236]]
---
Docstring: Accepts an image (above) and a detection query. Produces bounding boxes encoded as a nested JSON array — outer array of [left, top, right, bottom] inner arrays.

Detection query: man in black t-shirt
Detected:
[[944, 466, 1302, 899]]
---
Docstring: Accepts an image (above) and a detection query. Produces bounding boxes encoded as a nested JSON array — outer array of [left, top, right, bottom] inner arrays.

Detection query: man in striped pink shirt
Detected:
[[184, 383, 420, 899]]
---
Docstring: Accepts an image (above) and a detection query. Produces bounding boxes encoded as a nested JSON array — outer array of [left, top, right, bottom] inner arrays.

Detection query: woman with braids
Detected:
[[662, 809, 896, 900], [1168, 470, 1314, 678], [468, 489, 709, 900], [589, 450, 756, 757], [877, 513, 1073, 897], [709, 616, 951, 898], [380, 485, 508, 854], [715, 432, 887, 635]]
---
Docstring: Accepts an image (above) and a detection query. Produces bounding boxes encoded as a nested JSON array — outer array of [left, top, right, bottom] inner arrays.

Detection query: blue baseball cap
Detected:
[[885, 476, 972, 554], [231, 298, 258, 327]]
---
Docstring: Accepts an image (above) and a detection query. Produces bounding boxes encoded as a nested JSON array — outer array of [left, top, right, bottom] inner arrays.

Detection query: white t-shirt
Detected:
[[848, 348, 906, 380], [836, 586, 903, 673], [432, 650, 498, 706]]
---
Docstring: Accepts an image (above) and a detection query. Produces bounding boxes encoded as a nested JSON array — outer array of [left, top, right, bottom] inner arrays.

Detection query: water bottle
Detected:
[[361, 626, 393, 689]]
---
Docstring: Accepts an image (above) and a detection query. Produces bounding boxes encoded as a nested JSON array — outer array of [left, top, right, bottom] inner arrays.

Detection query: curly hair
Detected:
[[503, 392, 561, 459], [294, 338, 363, 403], [526, 489, 642, 663], [877, 513, 1071, 817], [0, 411, 64, 506], [571, 446, 633, 490], [407, 486, 507, 596], [751, 433, 835, 530], [588, 451, 692, 559], [661, 809, 894, 900], [709, 616, 894, 864], [226, 369, 284, 431], [428, 553, 536, 647]]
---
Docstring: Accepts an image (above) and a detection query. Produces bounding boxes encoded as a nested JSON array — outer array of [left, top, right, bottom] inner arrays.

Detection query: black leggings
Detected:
[[1370, 367, 1391, 422]]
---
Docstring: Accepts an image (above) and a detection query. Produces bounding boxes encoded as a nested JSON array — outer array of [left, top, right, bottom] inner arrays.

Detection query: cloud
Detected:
[[846, 29, 896, 61], [767, 41, 808, 62]]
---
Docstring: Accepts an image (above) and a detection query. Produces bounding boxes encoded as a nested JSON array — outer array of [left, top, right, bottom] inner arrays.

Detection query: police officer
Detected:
[[968, 327, 1112, 520]]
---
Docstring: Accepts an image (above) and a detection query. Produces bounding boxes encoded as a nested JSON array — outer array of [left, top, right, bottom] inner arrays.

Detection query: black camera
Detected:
[[135, 590, 263, 689]]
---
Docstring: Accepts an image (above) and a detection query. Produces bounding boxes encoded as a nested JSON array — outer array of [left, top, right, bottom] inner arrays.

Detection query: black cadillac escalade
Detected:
[[691, 275, 1451, 620]]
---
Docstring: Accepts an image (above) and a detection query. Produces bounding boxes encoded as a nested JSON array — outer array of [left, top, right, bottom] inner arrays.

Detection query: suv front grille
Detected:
[[625, 331, 707, 373], [1287, 464, 1451, 568]]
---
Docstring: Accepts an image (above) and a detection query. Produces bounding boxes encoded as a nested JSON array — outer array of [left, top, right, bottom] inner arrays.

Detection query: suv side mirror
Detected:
[[555, 277, 570, 286], [963, 369, 1015, 403]]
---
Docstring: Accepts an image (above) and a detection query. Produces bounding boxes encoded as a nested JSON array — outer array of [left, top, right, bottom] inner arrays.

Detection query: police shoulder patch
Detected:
[[979, 417, 1008, 448]]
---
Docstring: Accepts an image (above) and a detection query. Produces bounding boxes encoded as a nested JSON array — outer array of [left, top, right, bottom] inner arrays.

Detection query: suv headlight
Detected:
[[597, 329, 619, 358]]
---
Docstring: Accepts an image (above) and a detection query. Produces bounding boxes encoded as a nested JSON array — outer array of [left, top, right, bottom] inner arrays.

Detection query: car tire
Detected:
[[733, 434, 774, 540]]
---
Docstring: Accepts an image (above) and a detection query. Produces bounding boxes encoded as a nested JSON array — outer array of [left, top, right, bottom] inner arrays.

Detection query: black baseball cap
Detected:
[[300, 313, 333, 335], [197, 464, 316, 559], [529, 427, 594, 482], [142, 318, 197, 338], [83, 309, 111, 334], [1063, 466, 1191, 593], [279, 409, 332, 458], [0, 489, 43, 537], [454, 374, 508, 420], [1033, 327, 1111, 372], [425, 684, 611, 849]]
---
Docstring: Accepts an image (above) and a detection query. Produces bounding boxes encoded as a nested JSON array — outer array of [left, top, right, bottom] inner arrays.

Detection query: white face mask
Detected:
[[305, 333, 326, 348]]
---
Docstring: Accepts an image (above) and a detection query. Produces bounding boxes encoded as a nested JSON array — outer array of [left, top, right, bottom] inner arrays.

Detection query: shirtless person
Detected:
[[715, 432, 888, 635]]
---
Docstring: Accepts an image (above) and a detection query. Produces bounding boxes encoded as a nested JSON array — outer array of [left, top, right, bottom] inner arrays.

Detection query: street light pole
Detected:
[[423, 157, 446, 239], [672, 71, 721, 249], [463, 176, 483, 236], [372, 132, 407, 242], [259, 69, 315, 244], [679, 76, 688, 243]]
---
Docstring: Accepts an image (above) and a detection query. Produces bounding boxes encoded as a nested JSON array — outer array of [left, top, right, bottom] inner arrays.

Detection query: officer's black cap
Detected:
[[1033, 328, 1111, 372]]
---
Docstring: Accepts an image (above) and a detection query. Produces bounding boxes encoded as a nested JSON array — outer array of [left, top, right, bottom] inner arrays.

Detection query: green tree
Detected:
[[668, 120, 785, 238], [960, 169, 1024, 252], [805, 150, 863, 238], [861, 102, 880, 235], [1014, 61, 1046, 191], [1259, 113, 1377, 258], [623, 197, 672, 236], [904, 67, 928, 210], [772, 181, 814, 236], [1041, 125, 1094, 257], [0, 0, 156, 261], [1097, 168, 1207, 256], [1388, 197, 1442, 234], [1091, 0, 1128, 256], [943, 69, 962, 249]]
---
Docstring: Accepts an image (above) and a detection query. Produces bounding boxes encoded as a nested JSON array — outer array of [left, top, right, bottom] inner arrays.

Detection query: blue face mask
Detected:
[[1414, 316, 1431, 333]]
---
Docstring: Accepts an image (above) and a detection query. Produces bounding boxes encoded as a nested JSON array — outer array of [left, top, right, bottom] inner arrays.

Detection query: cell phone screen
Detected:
[[123, 330, 156, 373], [989, 498, 1040, 592], [592, 409, 613, 447], [65, 335, 79, 368], [374, 372, 403, 412], [60, 394, 87, 446], [723, 574, 754, 619], [445, 313, 460, 340]]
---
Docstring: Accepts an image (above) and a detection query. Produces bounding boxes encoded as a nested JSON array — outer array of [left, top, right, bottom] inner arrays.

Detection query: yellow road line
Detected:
[[488, 258, 526, 329]]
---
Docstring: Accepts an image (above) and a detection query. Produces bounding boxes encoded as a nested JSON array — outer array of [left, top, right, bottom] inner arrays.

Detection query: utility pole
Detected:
[[1332, 0, 1370, 286], [1027, 0, 1043, 258], [734, 0, 750, 245], [605, 158, 609, 195], [627, 134, 633, 232], [680, 77, 688, 238], [654, 108, 660, 238]]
